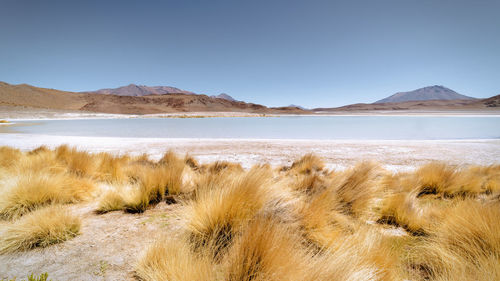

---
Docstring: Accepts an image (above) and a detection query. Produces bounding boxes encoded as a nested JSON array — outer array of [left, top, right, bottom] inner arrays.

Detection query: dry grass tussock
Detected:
[[137, 154, 500, 281], [1, 147, 500, 280], [405, 200, 500, 280], [0, 205, 80, 254], [0, 172, 94, 219]]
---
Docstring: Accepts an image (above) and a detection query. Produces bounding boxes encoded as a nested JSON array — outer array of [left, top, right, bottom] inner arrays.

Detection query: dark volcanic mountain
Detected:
[[374, 85, 475, 104], [89, 84, 195, 96]]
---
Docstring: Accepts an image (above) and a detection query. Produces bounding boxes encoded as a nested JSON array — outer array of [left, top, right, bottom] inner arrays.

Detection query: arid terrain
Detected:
[[314, 95, 500, 113], [1, 82, 499, 116], [0, 82, 305, 115], [0, 146, 499, 280]]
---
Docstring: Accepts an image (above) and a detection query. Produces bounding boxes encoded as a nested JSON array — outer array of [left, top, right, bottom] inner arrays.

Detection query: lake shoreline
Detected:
[[1, 133, 499, 171], [2, 105, 500, 121]]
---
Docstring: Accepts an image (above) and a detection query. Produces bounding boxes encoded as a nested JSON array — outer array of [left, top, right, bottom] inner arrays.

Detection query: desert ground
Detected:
[[1, 112, 500, 281], [0, 144, 499, 281]]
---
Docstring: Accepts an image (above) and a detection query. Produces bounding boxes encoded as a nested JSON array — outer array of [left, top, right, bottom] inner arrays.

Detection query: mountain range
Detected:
[[0, 82, 498, 114], [314, 85, 498, 112], [0, 82, 303, 114]]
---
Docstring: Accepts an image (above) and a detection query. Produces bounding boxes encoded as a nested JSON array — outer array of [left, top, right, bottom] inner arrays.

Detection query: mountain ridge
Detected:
[[0, 82, 306, 114], [211, 93, 237, 102], [88, 84, 195, 96], [374, 85, 475, 104]]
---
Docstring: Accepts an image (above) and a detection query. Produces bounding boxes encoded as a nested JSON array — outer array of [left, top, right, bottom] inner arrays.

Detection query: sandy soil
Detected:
[[0, 201, 176, 280]]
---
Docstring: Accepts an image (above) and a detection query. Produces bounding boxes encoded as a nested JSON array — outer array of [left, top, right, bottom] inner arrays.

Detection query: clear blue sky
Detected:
[[1, 0, 499, 107]]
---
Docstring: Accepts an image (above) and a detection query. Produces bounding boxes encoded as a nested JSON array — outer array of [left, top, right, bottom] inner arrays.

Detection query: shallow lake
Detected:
[[8, 116, 500, 140]]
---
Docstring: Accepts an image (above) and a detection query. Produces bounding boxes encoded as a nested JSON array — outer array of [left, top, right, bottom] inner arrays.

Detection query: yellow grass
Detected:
[[0, 205, 80, 253], [0, 146, 499, 280], [222, 216, 309, 281], [377, 192, 441, 235], [406, 200, 500, 280], [182, 166, 271, 257], [286, 153, 325, 174], [136, 237, 218, 281], [124, 162, 185, 213], [333, 161, 383, 217], [0, 172, 94, 219], [0, 146, 22, 168], [298, 187, 353, 247], [55, 145, 97, 177], [96, 189, 126, 213]]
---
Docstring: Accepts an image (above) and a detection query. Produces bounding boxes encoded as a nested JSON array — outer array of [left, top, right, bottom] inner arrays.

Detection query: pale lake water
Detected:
[[7, 116, 500, 140]]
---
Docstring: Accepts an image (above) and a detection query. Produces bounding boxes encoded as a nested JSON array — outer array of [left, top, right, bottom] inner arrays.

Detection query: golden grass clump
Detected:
[[13, 150, 65, 176], [0, 172, 94, 219], [96, 189, 126, 213], [27, 145, 51, 155], [298, 188, 353, 248], [184, 154, 199, 170], [414, 163, 500, 198], [183, 166, 272, 256], [222, 216, 309, 281], [0, 146, 22, 168], [406, 200, 500, 280], [158, 154, 186, 195], [202, 161, 244, 174], [291, 172, 328, 194], [376, 192, 440, 236], [55, 145, 97, 177], [94, 153, 129, 183], [124, 158, 185, 213], [415, 162, 457, 196], [333, 161, 383, 217], [136, 237, 218, 281], [286, 153, 325, 174], [457, 164, 500, 195], [0, 205, 80, 253], [315, 228, 401, 281]]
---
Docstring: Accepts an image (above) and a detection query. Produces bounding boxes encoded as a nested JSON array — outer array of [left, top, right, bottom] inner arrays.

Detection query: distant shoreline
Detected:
[[2, 106, 500, 121], [1, 133, 499, 171]]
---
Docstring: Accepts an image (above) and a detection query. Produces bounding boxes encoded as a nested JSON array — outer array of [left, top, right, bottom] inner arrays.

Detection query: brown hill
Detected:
[[483, 94, 500, 107], [314, 97, 499, 112], [0, 82, 307, 115]]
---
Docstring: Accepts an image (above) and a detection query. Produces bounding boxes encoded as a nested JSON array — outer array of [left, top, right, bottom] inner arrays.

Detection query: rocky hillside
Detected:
[[0, 82, 306, 115]]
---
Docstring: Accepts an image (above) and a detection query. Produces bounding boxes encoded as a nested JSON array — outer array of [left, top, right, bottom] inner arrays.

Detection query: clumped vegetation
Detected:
[[0, 205, 80, 253], [0, 146, 499, 281], [135, 156, 500, 281]]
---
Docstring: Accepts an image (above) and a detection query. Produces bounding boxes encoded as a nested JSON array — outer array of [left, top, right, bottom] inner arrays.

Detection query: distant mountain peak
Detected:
[[288, 104, 308, 110], [374, 85, 476, 104], [211, 93, 236, 102], [89, 84, 195, 96]]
